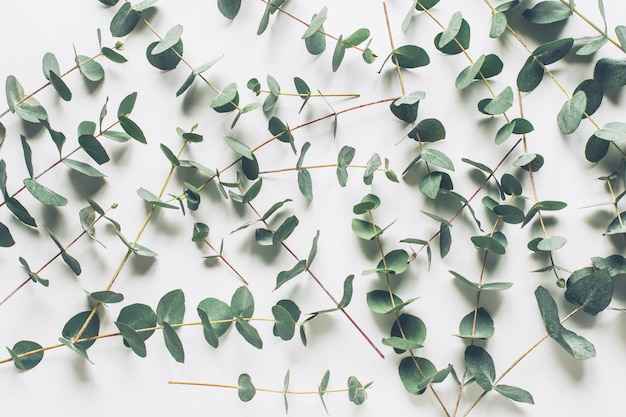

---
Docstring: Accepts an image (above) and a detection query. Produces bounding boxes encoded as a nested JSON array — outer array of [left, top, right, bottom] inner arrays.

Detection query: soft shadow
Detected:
[[129, 253, 157, 275], [42, 205, 64, 230], [68, 170, 106, 197]]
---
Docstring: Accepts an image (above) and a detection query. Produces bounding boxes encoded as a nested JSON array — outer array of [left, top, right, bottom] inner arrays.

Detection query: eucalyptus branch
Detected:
[[557, 0, 625, 53], [0, 119, 121, 210], [201, 238, 249, 285], [243, 197, 385, 359], [72, 140, 189, 342], [461, 305, 584, 417], [383, 2, 406, 96], [0, 210, 111, 307], [169, 380, 347, 395], [0, 51, 107, 120], [257, 89, 359, 98]]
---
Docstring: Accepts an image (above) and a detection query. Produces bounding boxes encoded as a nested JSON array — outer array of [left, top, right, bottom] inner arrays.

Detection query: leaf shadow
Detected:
[[506, 8, 568, 46], [130, 252, 157, 275], [42, 205, 64, 231], [67, 170, 106, 197]]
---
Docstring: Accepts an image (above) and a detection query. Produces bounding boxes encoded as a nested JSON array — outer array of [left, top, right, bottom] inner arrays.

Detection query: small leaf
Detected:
[[62, 311, 100, 350], [584, 135, 610, 162], [224, 136, 253, 160], [275, 260, 307, 290], [306, 230, 320, 267], [272, 305, 296, 341], [117, 303, 157, 344], [523, 1, 572, 24], [23, 178, 67, 206], [565, 268, 612, 315], [48, 229, 81, 275], [409, 118, 445, 142], [434, 17, 471, 55], [305, 25, 326, 55], [0, 222, 15, 247], [353, 193, 381, 214], [421, 149, 455, 171], [79, 135, 110, 165], [63, 159, 106, 178], [49, 71, 72, 101], [162, 322, 185, 363], [6, 198, 37, 227], [438, 12, 463, 47], [76, 55, 104, 82], [58, 337, 92, 363], [119, 116, 147, 144], [490, 12, 508, 38], [391, 45, 430, 69], [494, 385, 535, 404], [273, 215, 299, 245], [477, 86, 514, 115], [146, 39, 183, 71], [235, 319, 263, 349], [302, 7, 327, 39], [347, 376, 367, 405], [440, 224, 451, 258], [115, 322, 147, 357], [375, 249, 410, 275], [332, 35, 346, 72], [192, 222, 209, 242], [557, 91, 587, 134], [298, 169, 313, 200], [89, 290, 124, 304], [398, 356, 437, 395], [455, 308, 494, 339], [366, 290, 416, 315], [110, 2, 140, 37], [231, 286, 254, 318], [8, 341, 44, 370], [389, 314, 427, 353], [218, 0, 241, 19], [363, 153, 381, 185], [151, 24, 183, 55], [238, 374, 256, 401], [351, 219, 383, 241], [464, 345, 495, 391], [197, 297, 233, 341], [157, 289, 185, 326], [117, 92, 137, 117], [20, 136, 33, 178], [101, 47, 128, 63]]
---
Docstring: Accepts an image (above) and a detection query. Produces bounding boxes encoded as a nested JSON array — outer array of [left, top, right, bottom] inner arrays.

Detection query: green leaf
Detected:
[[451, 270, 513, 292], [363, 153, 381, 185], [48, 229, 81, 275], [494, 385, 534, 404], [20, 136, 33, 178], [574, 79, 603, 117], [152, 24, 183, 55], [294, 77, 311, 113], [439, 11, 463, 48], [584, 135, 609, 163], [224, 135, 253, 160], [117, 303, 157, 344], [101, 46, 128, 63], [76, 55, 104, 82], [298, 169, 313, 200], [62, 311, 100, 350], [58, 337, 92, 364], [15, 97, 48, 123], [218, 0, 241, 19], [197, 297, 233, 341], [235, 319, 263, 349], [119, 116, 147, 144], [344, 28, 370, 47], [273, 215, 299, 245], [471, 235, 506, 254], [23, 178, 67, 206], [389, 91, 424, 123], [103, 130, 133, 142], [272, 305, 296, 341], [409, 118, 445, 142], [536, 236, 567, 251], [366, 290, 416, 314], [63, 159, 106, 178], [513, 153, 544, 172], [49, 70, 72, 101], [162, 322, 185, 363], [191, 222, 209, 242], [338, 274, 355, 308], [594, 122, 626, 141], [110, 2, 140, 37], [592, 255, 626, 277], [117, 92, 137, 117], [8, 341, 44, 370], [421, 149, 454, 171], [351, 219, 383, 240], [79, 135, 110, 165], [89, 290, 124, 304], [332, 35, 346, 72], [434, 18, 470, 55], [477, 86, 513, 115], [501, 173, 523, 195], [0, 224, 17, 250], [490, 11, 508, 38], [565, 268, 612, 315], [440, 224, 451, 258], [391, 45, 430, 69], [115, 322, 147, 357], [493, 205, 524, 224], [306, 230, 320, 268], [146, 39, 183, 71], [275, 260, 307, 290], [388, 314, 426, 353], [536, 37, 574, 65], [157, 289, 185, 326], [238, 374, 256, 401], [347, 376, 367, 405], [455, 308, 494, 339], [353, 193, 381, 214], [5, 75, 24, 112], [523, 200, 567, 226], [6, 198, 37, 227], [455, 54, 486, 89], [375, 249, 410, 275], [302, 7, 327, 39], [231, 286, 254, 318], [305, 23, 326, 55], [557, 91, 587, 134], [576, 35, 608, 56], [0, 122, 5, 145], [464, 345, 495, 391], [523, 1, 572, 24], [398, 356, 437, 395], [415, 0, 440, 10]]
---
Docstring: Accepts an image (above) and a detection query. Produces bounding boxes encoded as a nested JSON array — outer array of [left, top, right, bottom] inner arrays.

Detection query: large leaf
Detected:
[[156, 289, 185, 325], [564, 268, 612, 315], [464, 345, 495, 391]]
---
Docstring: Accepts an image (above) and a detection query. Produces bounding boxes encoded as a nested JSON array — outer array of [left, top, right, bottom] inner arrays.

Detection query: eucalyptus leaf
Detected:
[[8, 341, 44, 370], [115, 322, 147, 357], [494, 384, 535, 404], [151, 25, 183, 55], [238, 373, 256, 401], [197, 297, 233, 338], [117, 303, 157, 344], [157, 289, 185, 326], [146, 39, 183, 71], [523, 1, 572, 24], [162, 322, 185, 363], [565, 268, 612, 315], [23, 178, 67, 206], [594, 58, 626, 86], [557, 90, 586, 134], [391, 45, 430, 69], [110, 2, 140, 37], [275, 260, 306, 290], [62, 311, 100, 350], [218, 0, 241, 19], [235, 319, 263, 349], [464, 345, 495, 391], [455, 308, 494, 339]]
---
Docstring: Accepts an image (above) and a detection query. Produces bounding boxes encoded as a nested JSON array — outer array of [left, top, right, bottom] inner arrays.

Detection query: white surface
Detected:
[[1, 1, 626, 416]]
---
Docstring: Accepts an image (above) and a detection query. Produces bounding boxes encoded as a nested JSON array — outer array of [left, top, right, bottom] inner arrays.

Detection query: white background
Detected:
[[1, 1, 626, 416]]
